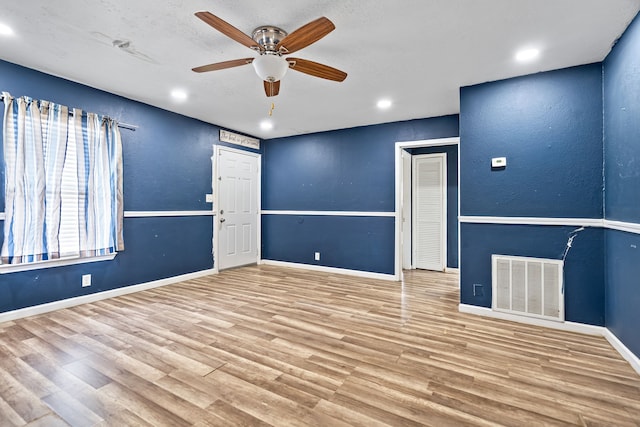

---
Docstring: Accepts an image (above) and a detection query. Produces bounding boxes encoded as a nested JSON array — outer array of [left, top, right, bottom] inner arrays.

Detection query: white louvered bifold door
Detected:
[[412, 154, 446, 271]]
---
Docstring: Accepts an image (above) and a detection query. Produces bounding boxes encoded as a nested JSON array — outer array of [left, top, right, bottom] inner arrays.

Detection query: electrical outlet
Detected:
[[314, 252, 320, 261], [205, 193, 213, 203], [82, 274, 91, 287]]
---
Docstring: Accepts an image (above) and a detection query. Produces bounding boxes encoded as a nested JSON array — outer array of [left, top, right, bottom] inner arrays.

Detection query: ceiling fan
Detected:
[[192, 12, 348, 97]]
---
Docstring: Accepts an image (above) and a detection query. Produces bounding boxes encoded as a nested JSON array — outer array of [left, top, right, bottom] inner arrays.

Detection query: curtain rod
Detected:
[[0, 94, 137, 131]]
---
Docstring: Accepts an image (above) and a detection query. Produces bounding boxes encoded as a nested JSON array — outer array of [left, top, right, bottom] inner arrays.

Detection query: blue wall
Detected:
[[603, 13, 640, 357], [460, 64, 604, 219], [461, 223, 604, 325], [410, 145, 459, 268], [262, 116, 459, 274], [262, 215, 395, 274], [0, 60, 255, 313], [459, 64, 605, 325]]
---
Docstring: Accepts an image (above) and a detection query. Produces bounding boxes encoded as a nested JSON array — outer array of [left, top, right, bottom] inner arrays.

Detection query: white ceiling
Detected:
[[1, 1, 639, 139]]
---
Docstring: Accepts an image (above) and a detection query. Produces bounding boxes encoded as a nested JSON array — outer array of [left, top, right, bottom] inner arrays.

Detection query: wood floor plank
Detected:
[[200, 399, 273, 427], [205, 369, 311, 427], [0, 393, 27, 426], [0, 364, 53, 423], [41, 391, 103, 427], [97, 381, 191, 427], [22, 413, 69, 427], [0, 265, 638, 426], [309, 399, 392, 427]]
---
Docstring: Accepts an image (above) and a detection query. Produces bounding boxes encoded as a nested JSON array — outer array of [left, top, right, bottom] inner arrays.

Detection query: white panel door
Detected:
[[412, 153, 446, 271], [216, 147, 260, 270]]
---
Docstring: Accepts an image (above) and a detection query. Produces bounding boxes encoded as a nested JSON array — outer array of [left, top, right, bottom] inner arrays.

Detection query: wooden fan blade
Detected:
[[264, 80, 280, 97], [276, 17, 335, 54], [192, 58, 254, 73], [287, 58, 347, 82], [195, 11, 262, 51]]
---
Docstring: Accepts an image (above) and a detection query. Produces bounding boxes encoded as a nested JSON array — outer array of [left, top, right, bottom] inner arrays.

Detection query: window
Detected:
[[0, 93, 124, 272]]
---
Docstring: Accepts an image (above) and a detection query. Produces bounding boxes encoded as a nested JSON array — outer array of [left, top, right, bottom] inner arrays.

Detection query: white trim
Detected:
[[459, 216, 640, 235], [260, 259, 397, 281], [396, 137, 460, 148], [459, 216, 603, 227], [394, 143, 403, 281], [457, 140, 461, 292], [124, 210, 215, 217], [603, 328, 640, 376], [0, 254, 116, 274], [0, 268, 217, 323], [459, 304, 640, 376], [401, 149, 412, 270], [260, 210, 395, 217], [5, 213, 640, 236], [603, 219, 640, 234], [445, 267, 459, 273], [395, 137, 460, 281], [458, 304, 604, 335], [257, 153, 262, 263]]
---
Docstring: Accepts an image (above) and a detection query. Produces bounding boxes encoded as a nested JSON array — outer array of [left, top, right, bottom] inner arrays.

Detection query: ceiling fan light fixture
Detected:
[[252, 54, 288, 82]]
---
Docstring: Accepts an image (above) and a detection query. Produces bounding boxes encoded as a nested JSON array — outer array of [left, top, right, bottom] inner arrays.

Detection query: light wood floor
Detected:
[[0, 266, 639, 426]]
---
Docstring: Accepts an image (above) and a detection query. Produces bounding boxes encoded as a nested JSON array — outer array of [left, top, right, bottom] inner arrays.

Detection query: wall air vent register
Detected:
[[492, 255, 564, 322]]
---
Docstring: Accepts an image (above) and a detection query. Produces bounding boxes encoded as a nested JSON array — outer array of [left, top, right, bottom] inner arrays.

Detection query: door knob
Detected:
[[220, 218, 226, 223]]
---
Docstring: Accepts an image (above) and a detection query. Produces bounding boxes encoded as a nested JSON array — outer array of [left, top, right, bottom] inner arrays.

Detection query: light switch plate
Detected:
[[205, 194, 213, 203]]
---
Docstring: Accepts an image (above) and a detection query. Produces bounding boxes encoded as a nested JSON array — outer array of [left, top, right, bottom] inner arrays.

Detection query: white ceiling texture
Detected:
[[1, 1, 639, 139]]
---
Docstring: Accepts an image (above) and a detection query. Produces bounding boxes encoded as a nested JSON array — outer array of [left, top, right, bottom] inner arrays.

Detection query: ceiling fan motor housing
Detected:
[[252, 26, 288, 52]]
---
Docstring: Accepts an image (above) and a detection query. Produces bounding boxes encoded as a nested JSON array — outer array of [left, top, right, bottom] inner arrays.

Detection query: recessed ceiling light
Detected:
[[377, 99, 392, 109], [170, 89, 188, 101], [260, 120, 273, 131], [515, 48, 540, 62], [0, 23, 14, 36]]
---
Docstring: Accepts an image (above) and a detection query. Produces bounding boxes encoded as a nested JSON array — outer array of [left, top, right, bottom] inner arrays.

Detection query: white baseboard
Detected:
[[0, 268, 217, 323], [445, 267, 459, 274], [603, 328, 640, 376], [458, 304, 605, 335], [459, 304, 640, 376], [260, 259, 397, 281]]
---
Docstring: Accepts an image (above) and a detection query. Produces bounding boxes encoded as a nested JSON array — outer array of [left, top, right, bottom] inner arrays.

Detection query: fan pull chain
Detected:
[[268, 102, 275, 116]]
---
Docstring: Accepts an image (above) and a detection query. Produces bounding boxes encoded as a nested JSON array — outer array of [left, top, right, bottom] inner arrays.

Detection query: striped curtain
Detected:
[[1, 92, 124, 265], [2, 93, 69, 263], [73, 110, 124, 257]]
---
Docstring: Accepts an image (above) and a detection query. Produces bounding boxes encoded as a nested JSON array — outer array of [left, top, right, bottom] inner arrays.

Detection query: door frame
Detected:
[[411, 152, 447, 272], [212, 145, 261, 273], [401, 149, 412, 270], [394, 137, 459, 281]]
